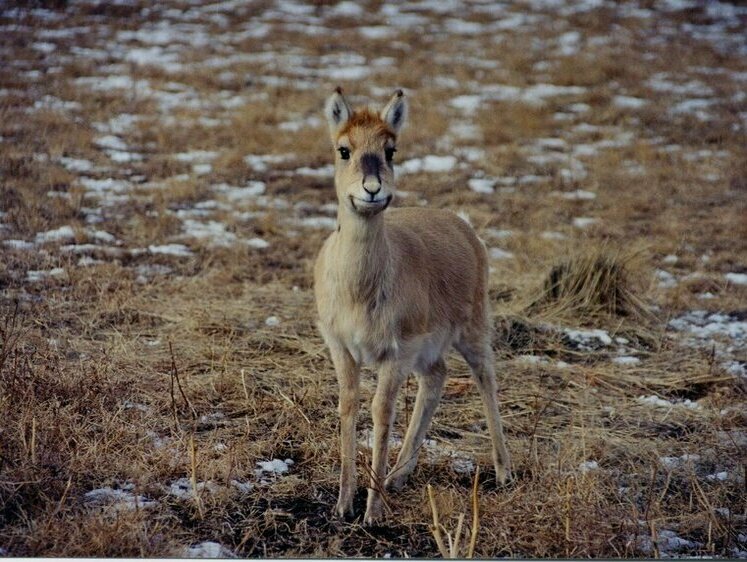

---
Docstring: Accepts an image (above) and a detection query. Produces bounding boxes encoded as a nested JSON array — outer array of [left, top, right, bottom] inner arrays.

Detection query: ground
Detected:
[[1, 0, 746, 558]]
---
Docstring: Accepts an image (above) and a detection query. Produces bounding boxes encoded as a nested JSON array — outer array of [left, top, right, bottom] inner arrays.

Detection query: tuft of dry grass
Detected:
[[527, 245, 654, 322]]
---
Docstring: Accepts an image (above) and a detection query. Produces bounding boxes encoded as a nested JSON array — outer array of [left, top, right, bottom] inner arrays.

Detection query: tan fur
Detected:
[[314, 89, 511, 525]]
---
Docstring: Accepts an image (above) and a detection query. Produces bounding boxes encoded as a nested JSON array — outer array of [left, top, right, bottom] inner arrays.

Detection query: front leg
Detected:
[[329, 340, 360, 518], [364, 362, 406, 525]]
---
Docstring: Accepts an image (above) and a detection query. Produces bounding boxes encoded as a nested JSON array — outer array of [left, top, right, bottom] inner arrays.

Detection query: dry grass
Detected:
[[1, 0, 746, 558]]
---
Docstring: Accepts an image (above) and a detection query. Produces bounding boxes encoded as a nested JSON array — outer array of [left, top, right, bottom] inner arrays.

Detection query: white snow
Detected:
[[655, 269, 678, 288], [255, 458, 293, 477], [638, 395, 700, 410], [246, 237, 270, 249], [183, 541, 235, 559], [398, 155, 457, 174], [174, 150, 219, 163], [659, 453, 701, 469], [725, 272, 747, 285], [669, 311, 747, 342], [579, 460, 599, 472], [181, 219, 236, 247], [148, 244, 194, 257], [557, 189, 596, 200], [489, 247, 514, 260], [26, 268, 66, 283], [59, 156, 94, 173], [572, 217, 598, 228], [35, 225, 76, 243], [215, 181, 266, 201], [564, 328, 612, 349], [167, 478, 217, 499], [468, 178, 495, 194], [706, 471, 728, 481], [83, 487, 156, 511], [3, 240, 35, 250], [230, 480, 255, 493], [613, 95, 648, 109], [613, 356, 641, 366]]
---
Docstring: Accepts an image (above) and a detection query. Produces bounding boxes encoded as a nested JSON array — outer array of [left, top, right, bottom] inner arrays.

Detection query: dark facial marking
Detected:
[[360, 152, 382, 181]]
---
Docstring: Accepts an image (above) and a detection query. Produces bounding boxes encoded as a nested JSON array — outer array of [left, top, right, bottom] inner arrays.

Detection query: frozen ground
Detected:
[[0, 0, 745, 558]]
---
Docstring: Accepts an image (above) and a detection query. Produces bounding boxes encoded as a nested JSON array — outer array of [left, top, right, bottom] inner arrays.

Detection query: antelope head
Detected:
[[324, 88, 407, 217]]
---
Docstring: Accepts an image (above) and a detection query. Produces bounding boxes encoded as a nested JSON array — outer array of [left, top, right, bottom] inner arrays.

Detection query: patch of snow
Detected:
[[3, 240, 35, 251], [639, 395, 701, 410], [656, 269, 678, 288], [468, 178, 495, 194], [181, 219, 236, 247], [669, 311, 747, 342], [572, 217, 598, 228], [613, 356, 641, 366], [659, 454, 701, 470], [706, 471, 728, 481], [35, 225, 76, 244], [295, 165, 335, 177], [83, 487, 156, 511], [579, 460, 599, 472], [255, 458, 293, 480], [215, 181, 266, 201], [148, 244, 194, 257], [230, 480, 255, 493], [59, 156, 94, 173], [541, 231, 567, 240], [358, 26, 395, 39], [725, 272, 747, 285], [243, 153, 294, 172], [613, 95, 648, 109], [27, 268, 66, 282], [290, 216, 337, 230], [167, 478, 217, 499], [564, 328, 612, 349], [399, 155, 457, 174], [557, 189, 596, 200], [183, 542, 235, 559], [174, 150, 219, 163], [246, 237, 270, 249], [264, 316, 280, 327], [489, 247, 514, 260]]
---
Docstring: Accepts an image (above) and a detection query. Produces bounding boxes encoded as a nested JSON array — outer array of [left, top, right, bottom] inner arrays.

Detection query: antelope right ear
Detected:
[[324, 87, 353, 139], [380, 89, 407, 135]]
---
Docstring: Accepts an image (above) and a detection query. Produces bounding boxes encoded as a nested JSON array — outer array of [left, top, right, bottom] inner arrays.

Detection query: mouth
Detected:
[[349, 194, 393, 216]]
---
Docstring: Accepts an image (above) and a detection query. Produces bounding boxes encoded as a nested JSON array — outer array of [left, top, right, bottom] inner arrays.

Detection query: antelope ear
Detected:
[[324, 87, 353, 139], [380, 89, 407, 134]]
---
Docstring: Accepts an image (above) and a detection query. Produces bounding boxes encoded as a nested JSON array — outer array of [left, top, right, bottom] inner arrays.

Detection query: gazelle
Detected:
[[314, 88, 512, 525]]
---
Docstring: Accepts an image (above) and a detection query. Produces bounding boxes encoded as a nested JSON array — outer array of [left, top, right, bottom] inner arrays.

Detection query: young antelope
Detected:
[[314, 88, 511, 525]]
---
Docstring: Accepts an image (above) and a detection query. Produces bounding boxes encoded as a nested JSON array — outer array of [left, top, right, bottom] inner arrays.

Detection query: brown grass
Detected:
[[1, 0, 746, 558]]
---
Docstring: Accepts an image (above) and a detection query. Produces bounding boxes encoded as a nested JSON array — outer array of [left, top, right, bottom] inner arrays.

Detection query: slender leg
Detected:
[[364, 362, 406, 525], [386, 359, 448, 491], [456, 338, 512, 484], [329, 341, 360, 518]]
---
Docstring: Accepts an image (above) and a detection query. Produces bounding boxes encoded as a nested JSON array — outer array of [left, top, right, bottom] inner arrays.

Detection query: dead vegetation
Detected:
[[1, 0, 746, 558]]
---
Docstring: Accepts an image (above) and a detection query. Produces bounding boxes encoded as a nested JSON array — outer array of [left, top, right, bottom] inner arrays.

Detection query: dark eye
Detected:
[[385, 147, 396, 162], [338, 147, 350, 160]]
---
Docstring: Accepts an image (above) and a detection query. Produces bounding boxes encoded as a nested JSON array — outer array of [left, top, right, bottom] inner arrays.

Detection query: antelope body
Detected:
[[314, 88, 511, 524]]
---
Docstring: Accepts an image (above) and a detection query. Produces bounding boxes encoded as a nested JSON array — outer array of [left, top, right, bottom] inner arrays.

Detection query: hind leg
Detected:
[[386, 359, 448, 491], [455, 336, 512, 484]]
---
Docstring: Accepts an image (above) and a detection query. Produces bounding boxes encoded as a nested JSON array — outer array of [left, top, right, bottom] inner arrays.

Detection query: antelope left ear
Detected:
[[324, 87, 353, 140], [380, 89, 407, 134]]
